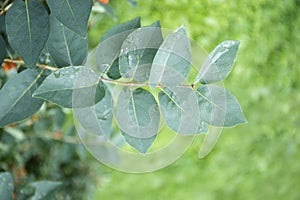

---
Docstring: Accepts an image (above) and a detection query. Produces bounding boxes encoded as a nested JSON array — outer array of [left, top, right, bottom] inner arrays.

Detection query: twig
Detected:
[[4, 58, 59, 71], [0, 1, 12, 15], [3, 58, 194, 88]]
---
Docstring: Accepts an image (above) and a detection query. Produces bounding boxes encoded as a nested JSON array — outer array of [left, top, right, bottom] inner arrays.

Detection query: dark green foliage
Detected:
[[0, 172, 13, 200], [0, 69, 45, 127], [46, 0, 92, 37], [46, 15, 88, 67], [6, 0, 49, 68]]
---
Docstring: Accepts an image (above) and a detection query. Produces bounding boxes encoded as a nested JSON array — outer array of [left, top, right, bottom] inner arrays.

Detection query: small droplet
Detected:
[[152, 106, 159, 112], [222, 40, 235, 48], [74, 66, 80, 72], [99, 115, 108, 120], [54, 70, 60, 78], [101, 63, 110, 71]]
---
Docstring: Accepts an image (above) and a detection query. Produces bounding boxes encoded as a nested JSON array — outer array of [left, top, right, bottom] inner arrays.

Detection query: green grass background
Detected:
[[88, 0, 300, 199]]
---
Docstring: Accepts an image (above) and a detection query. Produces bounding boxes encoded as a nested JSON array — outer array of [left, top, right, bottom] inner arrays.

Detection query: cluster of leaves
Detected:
[[73, 17, 245, 153], [0, 171, 61, 200], [0, 106, 96, 199], [0, 0, 246, 155]]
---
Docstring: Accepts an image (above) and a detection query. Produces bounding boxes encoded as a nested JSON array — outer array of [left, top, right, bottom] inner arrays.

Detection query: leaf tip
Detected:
[[151, 20, 161, 28]]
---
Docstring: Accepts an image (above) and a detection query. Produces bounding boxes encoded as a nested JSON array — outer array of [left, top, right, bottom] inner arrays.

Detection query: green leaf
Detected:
[[46, 15, 88, 67], [196, 84, 246, 127], [149, 25, 191, 89], [30, 181, 61, 200], [33, 66, 105, 108], [107, 57, 121, 80], [0, 69, 45, 127], [6, 0, 49, 68], [74, 86, 113, 138], [0, 15, 5, 34], [0, 172, 13, 200], [116, 87, 160, 150], [101, 16, 141, 42], [119, 21, 163, 82], [127, 0, 138, 7], [158, 87, 208, 134], [0, 35, 6, 65], [96, 17, 141, 73], [122, 131, 156, 154], [46, 0, 92, 37], [195, 40, 240, 84]]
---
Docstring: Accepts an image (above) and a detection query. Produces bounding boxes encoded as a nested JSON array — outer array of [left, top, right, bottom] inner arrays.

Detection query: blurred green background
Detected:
[[90, 0, 300, 199]]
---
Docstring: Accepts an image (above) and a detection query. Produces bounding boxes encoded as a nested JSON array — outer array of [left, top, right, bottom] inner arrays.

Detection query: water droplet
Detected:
[[54, 70, 60, 78], [101, 63, 110, 71], [74, 66, 80, 72], [126, 37, 134, 44], [99, 115, 108, 120], [152, 106, 159, 112], [128, 54, 136, 68], [145, 73, 149, 79], [133, 45, 137, 52], [212, 49, 228, 63], [222, 40, 235, 48]]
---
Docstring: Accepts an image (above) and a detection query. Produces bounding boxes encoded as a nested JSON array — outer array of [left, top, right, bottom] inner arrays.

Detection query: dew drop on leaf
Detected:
[[74, 66, 80, 72], [101, 63, 110, 71], [54, 70, 60, 78]]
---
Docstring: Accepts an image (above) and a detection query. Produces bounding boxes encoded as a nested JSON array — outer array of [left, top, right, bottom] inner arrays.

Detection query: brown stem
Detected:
[[4, 58, 59, 70], [0, 0, 12, 15], [3, 58, 194, 89]]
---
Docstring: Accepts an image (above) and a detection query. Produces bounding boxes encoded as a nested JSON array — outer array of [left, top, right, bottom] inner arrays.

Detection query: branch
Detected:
[[4, 58, 59, 71], [0, 1, 12, 15], [3, 58, 194, 89]]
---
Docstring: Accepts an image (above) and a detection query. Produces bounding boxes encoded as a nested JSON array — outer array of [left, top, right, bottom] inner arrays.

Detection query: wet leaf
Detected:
[[33, 66, 105, 108], [119, 21, 163, 82], [96, 17, 141, 74], [195, 40, 240, 84], [149, 26, 191, 89]]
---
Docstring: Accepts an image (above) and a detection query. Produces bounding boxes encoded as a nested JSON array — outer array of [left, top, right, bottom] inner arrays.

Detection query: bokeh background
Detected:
[[1, 0, 299, 199]]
